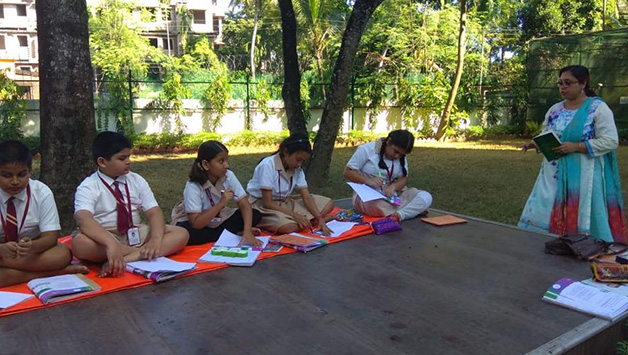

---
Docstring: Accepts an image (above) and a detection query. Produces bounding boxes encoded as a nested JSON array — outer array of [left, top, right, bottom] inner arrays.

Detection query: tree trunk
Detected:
[[278, 0, 306, 134], [307, 0, 385, 188], [36, 0, 96, 232], [250, 13, 259, 81], [435, 0, 467, 141], [315, 48, 326, 100]]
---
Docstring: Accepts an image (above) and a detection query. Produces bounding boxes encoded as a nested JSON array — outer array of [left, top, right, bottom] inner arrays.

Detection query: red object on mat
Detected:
[[0, 209, 376, 318]]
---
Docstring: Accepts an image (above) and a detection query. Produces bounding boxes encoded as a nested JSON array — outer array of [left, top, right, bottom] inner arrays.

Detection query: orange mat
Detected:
[[0, 211, 376, 317]]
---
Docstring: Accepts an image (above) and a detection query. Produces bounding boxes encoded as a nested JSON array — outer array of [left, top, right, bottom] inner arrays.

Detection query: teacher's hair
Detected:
[[559, 65, 596, 97]]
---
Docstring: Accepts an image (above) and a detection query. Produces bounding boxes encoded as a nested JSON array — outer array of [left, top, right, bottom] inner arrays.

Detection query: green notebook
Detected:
[[533, 131, 562, 161]]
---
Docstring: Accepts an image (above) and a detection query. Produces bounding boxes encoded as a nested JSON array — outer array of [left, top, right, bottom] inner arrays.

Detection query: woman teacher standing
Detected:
[[519, 65, 627, 243]]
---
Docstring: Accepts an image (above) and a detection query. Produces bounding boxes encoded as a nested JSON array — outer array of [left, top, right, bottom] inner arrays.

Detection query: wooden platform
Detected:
[[0, 201, 625, 354]]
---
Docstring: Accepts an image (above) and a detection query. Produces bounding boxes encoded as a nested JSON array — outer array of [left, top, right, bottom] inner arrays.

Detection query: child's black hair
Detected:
[[378, 129, 414, 177], [92, 131, 132, 163], [0, 140, 33, 170], [189, 140, 229, 185], [275, 132, 311, 157], [259, 132, 311, 166]]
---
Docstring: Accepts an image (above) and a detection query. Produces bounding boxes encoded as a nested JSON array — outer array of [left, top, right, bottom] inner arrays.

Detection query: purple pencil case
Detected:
[[371, 217, 402, 235]]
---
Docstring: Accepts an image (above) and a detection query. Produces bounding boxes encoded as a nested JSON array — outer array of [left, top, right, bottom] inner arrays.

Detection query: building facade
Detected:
[[0, 0, 229, 98]]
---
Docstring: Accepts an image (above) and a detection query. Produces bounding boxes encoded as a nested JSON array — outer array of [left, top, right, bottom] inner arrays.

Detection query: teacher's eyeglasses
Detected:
[[556, 80, 579, 88]]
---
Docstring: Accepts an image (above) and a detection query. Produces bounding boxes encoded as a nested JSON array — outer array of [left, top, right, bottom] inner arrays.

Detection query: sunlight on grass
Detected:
[[33, 141, 628, 227]]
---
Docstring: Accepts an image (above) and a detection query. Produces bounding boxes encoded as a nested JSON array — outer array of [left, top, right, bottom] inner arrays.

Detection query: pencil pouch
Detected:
[[371, 217, 402, 235], [591, 263, 628, 283]]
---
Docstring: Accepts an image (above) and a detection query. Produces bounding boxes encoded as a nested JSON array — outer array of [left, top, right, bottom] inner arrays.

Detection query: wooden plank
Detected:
[[0, 206, 612, 354]]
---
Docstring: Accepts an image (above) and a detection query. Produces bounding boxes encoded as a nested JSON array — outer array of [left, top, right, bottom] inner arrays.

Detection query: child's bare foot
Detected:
[[63, 264, 89, 275]]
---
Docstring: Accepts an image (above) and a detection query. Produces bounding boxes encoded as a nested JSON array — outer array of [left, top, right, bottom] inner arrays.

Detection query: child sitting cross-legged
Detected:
[[0, 140, 87, 287], [72, 132, 189, 277]]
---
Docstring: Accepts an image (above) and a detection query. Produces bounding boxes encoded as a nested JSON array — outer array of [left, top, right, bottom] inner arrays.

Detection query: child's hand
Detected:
[[293, 213, 311, 230], [522, 141, 539, 153], [140, 240, 160, 260], [317, 221, 333, 237], [16, 237, 33, 257], [0, 242, 18, 259], [240, 231, 262, 248], [220, 190, 234, 206], [102, 244, 125, 277], [366, 177, 384, 189], [383, 185, 396, 198]]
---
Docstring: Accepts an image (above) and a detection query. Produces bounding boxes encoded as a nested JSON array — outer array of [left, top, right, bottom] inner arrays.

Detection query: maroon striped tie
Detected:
[[113, 182, 130, 234], [5, 197, 18, 242]]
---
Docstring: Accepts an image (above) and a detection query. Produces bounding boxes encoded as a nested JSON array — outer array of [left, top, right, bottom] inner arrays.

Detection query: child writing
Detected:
[[0, 140, 87, 287], [247, 132, 334, 235], [343, 129, 432, 221], [171, 140, 262, 246], [72, 132, 189, 277]]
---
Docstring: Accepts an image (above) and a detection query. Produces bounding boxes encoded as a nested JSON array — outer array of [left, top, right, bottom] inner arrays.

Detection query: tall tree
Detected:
[[37, 0, 96, 231], [435, 0, 467, 140], [278, 0, 307, 134], [307, 0, 385, 187]]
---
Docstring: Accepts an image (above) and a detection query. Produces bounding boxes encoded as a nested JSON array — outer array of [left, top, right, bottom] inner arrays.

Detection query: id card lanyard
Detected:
[[205, 188, 216, 206], [0, 184, 31, 238], [385, 161, 395, 183], [99, 175, 134, 228], [277, 171, 293, 201]]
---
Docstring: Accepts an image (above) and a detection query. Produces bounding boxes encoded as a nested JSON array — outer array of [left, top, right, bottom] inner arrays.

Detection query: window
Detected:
[[213, 16, 220, 33], [149, 38, 158, 47], [193, 10, 205, 24], [164, 38, 174, 50], [19, 66, 31, 72], [0, 36, 5, 50], [0, 5, 4, 19], [17, 35, 28, 47], [17, 5, 27, 16]]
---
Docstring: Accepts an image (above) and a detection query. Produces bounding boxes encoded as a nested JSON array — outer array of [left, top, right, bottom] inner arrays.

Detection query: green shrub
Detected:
[[618, 127, 628, 143], [458, 125, 484, 140], [179, 132, 222, 149], [22, 136, 41, 154], [483, 125, 520, 137], [525, 121, 543, 138]]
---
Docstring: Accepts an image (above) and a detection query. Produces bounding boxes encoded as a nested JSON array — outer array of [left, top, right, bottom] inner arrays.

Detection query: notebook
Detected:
[[421, 215, 468, 226], [126, 257, 196, 283], [270, 233, 328, 253], [27, 274, 101, 305], [532, 131, 562, 161], [0, 291, 34, 310], [198, 229, 270, 267]]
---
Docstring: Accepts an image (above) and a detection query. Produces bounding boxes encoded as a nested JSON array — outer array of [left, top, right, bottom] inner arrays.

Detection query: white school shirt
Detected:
[[247, 153, 308, 200], [0, 179, 60, 243], [74, 170, 159, 229], [182, 170, 247, 228], [346, 140, 410, 183]]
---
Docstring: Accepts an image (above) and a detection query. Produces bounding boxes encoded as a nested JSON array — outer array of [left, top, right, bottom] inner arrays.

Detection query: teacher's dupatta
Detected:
[[549, 97, 628, 243]]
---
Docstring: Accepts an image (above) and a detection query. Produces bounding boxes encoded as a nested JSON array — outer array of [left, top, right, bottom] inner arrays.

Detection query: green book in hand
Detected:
[[533, 131, 562, 161]]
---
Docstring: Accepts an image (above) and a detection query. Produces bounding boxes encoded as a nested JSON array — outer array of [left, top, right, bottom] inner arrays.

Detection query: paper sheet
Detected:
[[324, 220, 357, 238], [0, 291, 34, 310], [346, 182, 386, 202], [214, 229, 270, 249], [198, 230, 270, 266], [127, 257, 196, 273]]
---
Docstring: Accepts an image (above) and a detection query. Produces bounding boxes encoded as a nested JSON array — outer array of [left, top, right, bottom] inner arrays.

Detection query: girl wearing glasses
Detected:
[[519, 65, 627, 243]]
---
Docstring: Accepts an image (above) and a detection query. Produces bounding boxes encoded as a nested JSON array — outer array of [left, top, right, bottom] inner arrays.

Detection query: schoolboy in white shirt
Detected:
[[0, 140, 87, 287], [72, 132, 189, 277]]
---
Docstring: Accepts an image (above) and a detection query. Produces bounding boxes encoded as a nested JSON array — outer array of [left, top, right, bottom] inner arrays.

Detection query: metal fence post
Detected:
[[246, 74, 251, 130], [127, 68, 133, 118]]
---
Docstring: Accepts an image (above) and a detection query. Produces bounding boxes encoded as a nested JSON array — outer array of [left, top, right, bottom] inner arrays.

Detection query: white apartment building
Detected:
[[0, 0, 229, 98]]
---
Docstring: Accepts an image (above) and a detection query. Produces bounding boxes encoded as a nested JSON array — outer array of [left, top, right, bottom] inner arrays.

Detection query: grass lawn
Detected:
[[128, 139, 628, 226]]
